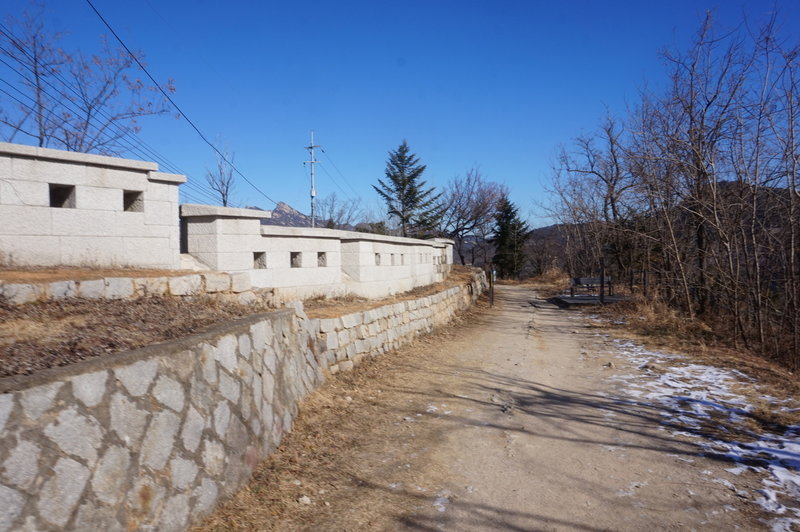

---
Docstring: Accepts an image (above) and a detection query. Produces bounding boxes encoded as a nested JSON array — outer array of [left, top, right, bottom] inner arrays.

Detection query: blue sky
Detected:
[[4, 1, 799, 227]]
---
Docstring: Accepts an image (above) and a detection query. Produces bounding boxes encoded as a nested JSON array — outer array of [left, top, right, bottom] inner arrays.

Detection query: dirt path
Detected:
[[390, 286, 766, 530], [199, 285, 773, 531]]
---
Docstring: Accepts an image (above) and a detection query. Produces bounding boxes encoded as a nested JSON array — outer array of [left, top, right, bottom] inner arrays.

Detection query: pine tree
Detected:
[[491, 196, 530, 278], [373, 141, 442, 237]]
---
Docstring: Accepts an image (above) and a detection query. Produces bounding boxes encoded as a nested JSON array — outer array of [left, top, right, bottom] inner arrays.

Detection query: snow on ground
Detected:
[[608, 338, 800, 531]]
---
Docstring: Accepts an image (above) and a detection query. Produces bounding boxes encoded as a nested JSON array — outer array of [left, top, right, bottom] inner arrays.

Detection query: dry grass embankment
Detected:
[[0, 266, 480, 378], [0, 297, 276, 378]]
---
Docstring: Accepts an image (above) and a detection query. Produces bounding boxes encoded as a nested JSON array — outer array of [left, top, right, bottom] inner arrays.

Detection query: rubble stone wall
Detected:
[[0, 271, 485, 531]]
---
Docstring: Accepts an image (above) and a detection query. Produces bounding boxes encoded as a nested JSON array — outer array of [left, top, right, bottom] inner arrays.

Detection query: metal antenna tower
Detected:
[[305, 131, 319, 228]]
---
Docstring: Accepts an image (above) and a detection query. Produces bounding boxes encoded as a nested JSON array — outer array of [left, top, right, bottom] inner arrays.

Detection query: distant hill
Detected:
[[528, 223, 567, 247]]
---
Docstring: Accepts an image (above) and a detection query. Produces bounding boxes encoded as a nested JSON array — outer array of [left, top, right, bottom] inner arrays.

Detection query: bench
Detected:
[[570, 277, 613, 297]]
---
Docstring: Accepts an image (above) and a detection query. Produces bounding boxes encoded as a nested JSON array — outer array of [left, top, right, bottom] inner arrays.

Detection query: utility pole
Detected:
[[305, 131, 319, 228]]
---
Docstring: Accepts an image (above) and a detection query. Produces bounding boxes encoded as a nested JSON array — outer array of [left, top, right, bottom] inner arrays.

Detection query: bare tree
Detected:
[[439, 168, 506, 265], [316, 192, 362, 229], [550, 12, 800, 369], [206, 150, 235, 207], [0, 4, 174, 154]]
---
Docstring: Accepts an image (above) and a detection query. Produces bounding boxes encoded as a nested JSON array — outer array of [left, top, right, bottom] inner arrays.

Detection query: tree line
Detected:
[[551, 13, 800, 369], [370, 140, 530, 279]]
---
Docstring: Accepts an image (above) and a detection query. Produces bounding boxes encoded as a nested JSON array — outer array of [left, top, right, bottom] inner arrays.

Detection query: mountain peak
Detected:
[[261, 201, 311, 227]]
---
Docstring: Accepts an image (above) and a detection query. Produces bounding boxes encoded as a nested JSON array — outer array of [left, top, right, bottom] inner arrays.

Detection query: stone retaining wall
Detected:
[[0, 271, 485, 531]]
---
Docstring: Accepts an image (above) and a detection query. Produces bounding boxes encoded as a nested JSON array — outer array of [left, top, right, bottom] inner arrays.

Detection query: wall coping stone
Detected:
[[258, 225, 450, 247], [180, 204, 272, 219], [0, 142, 157, 171], [147, 171, 186, 184]]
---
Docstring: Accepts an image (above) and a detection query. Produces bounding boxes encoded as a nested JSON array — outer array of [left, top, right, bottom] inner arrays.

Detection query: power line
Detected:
[[0, 84, 36, 117], [83, 0, 278, 207], [320, 147, 361, 198], [318, 163, 355, 200]]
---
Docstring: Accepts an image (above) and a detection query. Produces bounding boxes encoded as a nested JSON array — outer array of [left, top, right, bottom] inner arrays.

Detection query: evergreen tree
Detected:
[[373, 141, 442, 237], [491, 196, 530, 278]]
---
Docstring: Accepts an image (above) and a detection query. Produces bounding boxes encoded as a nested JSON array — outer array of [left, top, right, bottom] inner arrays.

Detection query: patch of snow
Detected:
[[609, 338, 800, 530], [714, 478, 736, 490], [667, 453, 695, 463], [770, 518, 796, 532], [433, 497, 448, 512], [726, 465, 749, 475], [617, 481, 648, 497]]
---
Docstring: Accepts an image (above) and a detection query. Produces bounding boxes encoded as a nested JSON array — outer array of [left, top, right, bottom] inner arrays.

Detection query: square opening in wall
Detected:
[[290, 252, 302, 268], [49, 184, 75, 208], [375, 253, 381, 266], [254, 252, 267, 269], [123, 190, 144, 212], [317, 251, 327, 267]]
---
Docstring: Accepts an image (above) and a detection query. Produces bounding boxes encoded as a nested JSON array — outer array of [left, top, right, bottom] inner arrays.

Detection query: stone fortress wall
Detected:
[[181, 204, 453, 300], [0, 141, 453, 302], [0, 271, 486, 531]]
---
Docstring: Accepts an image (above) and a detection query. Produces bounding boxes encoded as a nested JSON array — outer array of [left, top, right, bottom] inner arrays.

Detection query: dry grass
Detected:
[[494, 268, 569, 298], [602, 297, 715, 344], [0, 296, 275, 378], [532, 267, 571, 287]]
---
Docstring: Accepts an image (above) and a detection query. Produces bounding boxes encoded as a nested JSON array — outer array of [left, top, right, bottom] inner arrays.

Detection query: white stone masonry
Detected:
[[181, 204, 454, 300], [0, 142, 185, 269]]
